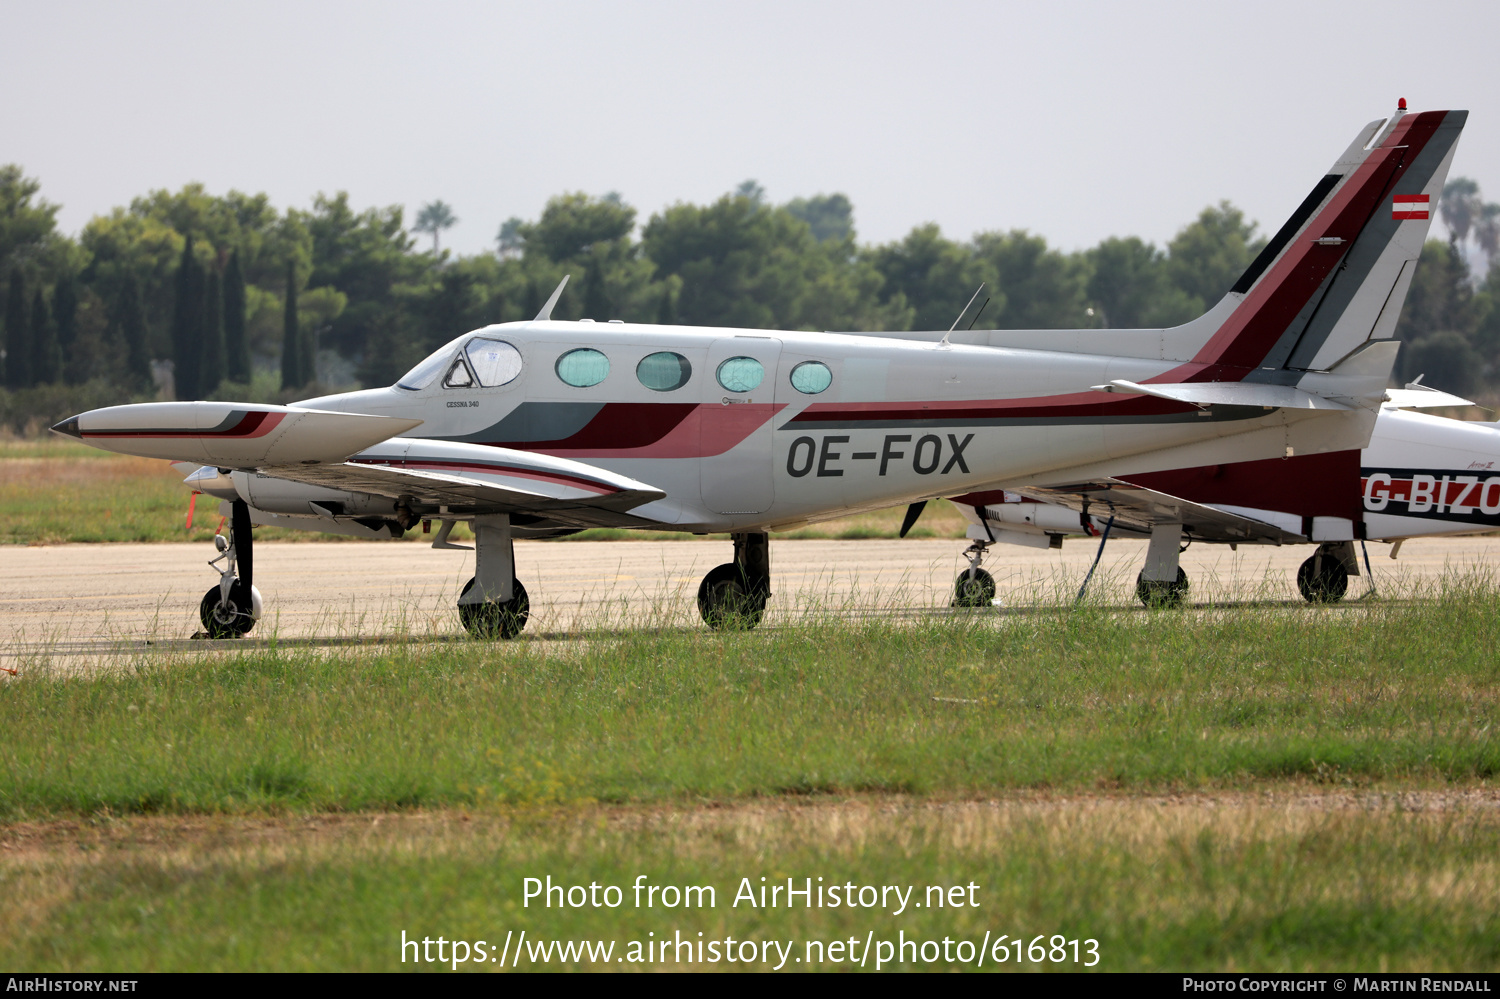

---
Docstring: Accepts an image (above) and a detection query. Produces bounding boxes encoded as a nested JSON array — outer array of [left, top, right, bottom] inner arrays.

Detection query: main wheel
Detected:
[[458, 577, 530, 639], [697, 563, 768, 630], [1296, 554, 1349, 603], [952, 568, 997, 608], [1135, 568, 1189, 608], [199, 580, 260, 638]]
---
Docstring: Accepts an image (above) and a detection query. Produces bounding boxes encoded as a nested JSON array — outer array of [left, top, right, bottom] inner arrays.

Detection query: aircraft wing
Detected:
[[1002, 480, 1306, 544], [254, 437, 668, 529]]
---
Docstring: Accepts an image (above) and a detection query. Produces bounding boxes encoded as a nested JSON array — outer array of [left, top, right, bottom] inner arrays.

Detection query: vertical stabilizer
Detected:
[[1151, 107, 1466, 386]]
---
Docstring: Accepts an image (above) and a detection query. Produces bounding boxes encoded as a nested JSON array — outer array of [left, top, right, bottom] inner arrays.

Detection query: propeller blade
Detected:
[[899, 501, 927, 539]]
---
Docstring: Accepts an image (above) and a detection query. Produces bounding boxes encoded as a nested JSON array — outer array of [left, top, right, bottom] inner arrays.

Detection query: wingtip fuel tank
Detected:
[[54, 402, 424, 468]]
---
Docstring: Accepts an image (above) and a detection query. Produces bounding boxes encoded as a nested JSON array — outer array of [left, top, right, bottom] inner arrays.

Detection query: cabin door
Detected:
[[700, 335, 783, 515]]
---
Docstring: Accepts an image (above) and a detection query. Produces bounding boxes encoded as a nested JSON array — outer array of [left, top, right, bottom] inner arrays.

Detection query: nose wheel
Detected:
[[200, 580, 261, 638], [199, 499, 262, 638]]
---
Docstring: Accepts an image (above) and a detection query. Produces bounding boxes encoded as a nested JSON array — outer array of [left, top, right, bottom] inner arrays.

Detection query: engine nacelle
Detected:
[[980, 501, 1091, 535], [230, 470, 397, 518]]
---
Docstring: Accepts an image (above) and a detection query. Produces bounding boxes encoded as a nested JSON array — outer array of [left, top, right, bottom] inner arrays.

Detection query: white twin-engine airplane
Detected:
[[54, 105, 1465, 638]]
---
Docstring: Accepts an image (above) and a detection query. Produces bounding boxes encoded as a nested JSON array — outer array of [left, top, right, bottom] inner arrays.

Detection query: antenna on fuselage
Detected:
[[534, 275, 571, 321], [940, 283, 985, 348]]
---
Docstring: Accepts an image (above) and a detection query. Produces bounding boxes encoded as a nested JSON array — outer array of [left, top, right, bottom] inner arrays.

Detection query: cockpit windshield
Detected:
[[396, 340, 462, 390]]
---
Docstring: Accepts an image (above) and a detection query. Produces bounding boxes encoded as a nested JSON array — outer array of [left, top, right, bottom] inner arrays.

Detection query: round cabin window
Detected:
[[636, 351, 692, 392], [716, 356, 764, 393], [789, 360, 832, 394], [555, 348, 610, 388]]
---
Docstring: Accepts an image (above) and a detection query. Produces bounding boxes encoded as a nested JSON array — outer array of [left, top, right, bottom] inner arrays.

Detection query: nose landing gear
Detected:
[[199, 499, 262, 638]]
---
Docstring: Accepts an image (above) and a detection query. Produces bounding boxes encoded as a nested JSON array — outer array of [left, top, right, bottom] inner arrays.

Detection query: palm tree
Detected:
[[414, 200, 458, 254], [1474, 203, 1500, 260], [1441, 178, 1481, 246]]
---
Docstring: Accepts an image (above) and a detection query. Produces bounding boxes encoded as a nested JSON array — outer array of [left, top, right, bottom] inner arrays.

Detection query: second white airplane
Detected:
[[53, 104, 1467, 637]]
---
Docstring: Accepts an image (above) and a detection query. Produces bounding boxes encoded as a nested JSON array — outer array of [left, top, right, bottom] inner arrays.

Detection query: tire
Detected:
[[200, 581, 258, 638], [697, 563, 768, 631], [1296, 554, 1349, 603], [952, 568, 997, 608], [1135, 567, 1189, 608], [458, 576, 530, 639]]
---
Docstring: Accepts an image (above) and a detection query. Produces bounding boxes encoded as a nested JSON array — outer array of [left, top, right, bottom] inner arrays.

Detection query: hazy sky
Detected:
[[5, 0, 1498, 256]]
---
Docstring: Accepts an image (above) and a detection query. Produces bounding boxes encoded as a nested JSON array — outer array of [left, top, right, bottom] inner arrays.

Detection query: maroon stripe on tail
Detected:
[[1157, 111, 1448, 383]]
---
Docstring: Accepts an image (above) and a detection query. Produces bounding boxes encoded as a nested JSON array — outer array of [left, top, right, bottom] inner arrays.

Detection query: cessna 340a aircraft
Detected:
[[934, 385, 1500, 607], [53, 103, 1465, 638]]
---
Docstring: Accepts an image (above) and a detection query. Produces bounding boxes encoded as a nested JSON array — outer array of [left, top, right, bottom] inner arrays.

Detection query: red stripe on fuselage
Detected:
[[788, 391, 1197, 424], [486, 402, 786, 459]]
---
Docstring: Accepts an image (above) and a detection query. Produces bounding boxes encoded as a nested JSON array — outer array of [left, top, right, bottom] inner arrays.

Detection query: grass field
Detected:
[[4, 798, 1496, 972], [0, 442, 969, 544], [3, 582, 1500, 970]]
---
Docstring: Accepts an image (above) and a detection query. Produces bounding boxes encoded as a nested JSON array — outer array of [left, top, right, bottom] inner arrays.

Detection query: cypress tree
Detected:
[[300, 311, 318, 388], [656, 285, 676, 326], [117, 277, 152, 393], [53, 272, 79, 384], [201, 266, 225, 397], [31, 287, 60, 384], [583, 261, 609, 320], [171, 237, 202, 400], [281, 259, 301, 390], [223, 251, 251, 384], [4, 270, 29, 389]]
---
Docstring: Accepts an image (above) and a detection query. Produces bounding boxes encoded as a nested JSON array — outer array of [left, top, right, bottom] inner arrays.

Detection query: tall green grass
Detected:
[[3, 576, 1499, 818]]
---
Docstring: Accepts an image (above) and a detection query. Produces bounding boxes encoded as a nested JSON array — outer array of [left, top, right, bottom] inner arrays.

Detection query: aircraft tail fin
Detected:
[[1160, 106, 1467, 387]]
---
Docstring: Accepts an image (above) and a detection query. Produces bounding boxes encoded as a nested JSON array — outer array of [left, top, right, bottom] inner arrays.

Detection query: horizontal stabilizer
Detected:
[[1092, 379, 1349, 411], [1384, 384, 1475, 409], [51, 402, 422, 467]]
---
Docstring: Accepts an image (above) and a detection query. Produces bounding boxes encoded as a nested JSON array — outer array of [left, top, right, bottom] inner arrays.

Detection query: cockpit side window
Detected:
[[466, 338, 524, 386], [443, 357, 475, 388]]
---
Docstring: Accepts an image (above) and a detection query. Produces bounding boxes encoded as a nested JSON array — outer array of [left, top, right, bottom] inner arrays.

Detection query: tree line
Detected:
[[2, 163, 1498, 433]]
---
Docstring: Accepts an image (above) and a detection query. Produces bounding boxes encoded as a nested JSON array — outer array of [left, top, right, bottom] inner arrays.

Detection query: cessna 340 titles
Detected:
[[54, 104, 1465, 637]]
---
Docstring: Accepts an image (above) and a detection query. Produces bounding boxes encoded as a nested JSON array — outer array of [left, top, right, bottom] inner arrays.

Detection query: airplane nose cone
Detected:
[[51, 415, 82, 438]]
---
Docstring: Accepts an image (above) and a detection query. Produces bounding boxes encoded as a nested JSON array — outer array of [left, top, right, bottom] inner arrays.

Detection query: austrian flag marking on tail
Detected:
[[1393, 194, 1431, 220]]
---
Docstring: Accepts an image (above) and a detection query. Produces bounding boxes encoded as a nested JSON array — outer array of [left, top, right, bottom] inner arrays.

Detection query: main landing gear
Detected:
[[458, 514, 530, 639], [952, 539, 997, 608], [200, 499, 263, 638], [1134, 523, 1190, 607], [1296, 541, 1359, 603], [698, 532, 771, 630]]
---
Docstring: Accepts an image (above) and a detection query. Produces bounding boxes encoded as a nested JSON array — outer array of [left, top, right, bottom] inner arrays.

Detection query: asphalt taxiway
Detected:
[[3, 535, 1496, 668]]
